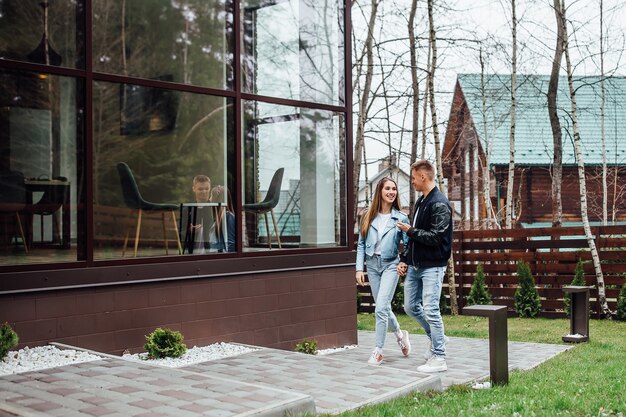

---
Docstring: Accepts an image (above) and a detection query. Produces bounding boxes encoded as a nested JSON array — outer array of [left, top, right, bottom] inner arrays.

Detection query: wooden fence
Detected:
[[357, 225, 626, 318]]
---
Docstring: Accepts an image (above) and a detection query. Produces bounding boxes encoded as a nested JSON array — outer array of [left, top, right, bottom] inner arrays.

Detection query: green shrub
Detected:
[[616, 281, 626, 321], [439, 288, 450, 315], [144, 327, 187, 359], [564, 259, 587, 318], [466, 264, 492, 306], [514, 260, 541, 318], [295, 338, 318, 355], [391, 280, 404, 313], [0, 322, 19, 360]]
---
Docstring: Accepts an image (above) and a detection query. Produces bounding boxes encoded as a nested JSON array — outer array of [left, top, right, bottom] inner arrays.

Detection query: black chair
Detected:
[[243, 167, 284, 249], [29, 176, 68, 244], [0, 171, 28, 252], [117, 162, 182, 257]]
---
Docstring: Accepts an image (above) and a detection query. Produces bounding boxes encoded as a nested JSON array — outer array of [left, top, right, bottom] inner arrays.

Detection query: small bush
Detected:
[[564, 259, 587, 318], [295, 338, 318, 355], [616, 281, 626, 321], [144, 327, 187, 359], [514, 260, 541, 318], [466, 264, 492, 306], [0, 322, 19, 360]]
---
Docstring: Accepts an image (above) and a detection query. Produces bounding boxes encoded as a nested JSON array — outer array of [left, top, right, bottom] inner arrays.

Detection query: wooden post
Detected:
[[463, 304, 509, 386]]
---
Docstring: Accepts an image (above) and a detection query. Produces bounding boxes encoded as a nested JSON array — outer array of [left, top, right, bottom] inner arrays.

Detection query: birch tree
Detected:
[[353, 0, 379, 221], [408, 0, 419, 209], [548, 0, 564, 228], [600, 0, 608, 225], [505, 0, 517, 229], [560, 0, 611, 318]]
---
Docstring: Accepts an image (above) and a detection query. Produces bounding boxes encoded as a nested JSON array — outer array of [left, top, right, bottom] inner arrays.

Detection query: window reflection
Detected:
[[0, 0, 84, 69], [0, 70, 83, 265], [93, 0, 234, 90], [93, 81, 235, 259], [242, 0, 344, 106], [243, 101, 346, 250]]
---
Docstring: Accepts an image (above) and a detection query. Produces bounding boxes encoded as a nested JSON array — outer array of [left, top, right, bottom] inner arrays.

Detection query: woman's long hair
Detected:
[[359, 177, 401, 239]]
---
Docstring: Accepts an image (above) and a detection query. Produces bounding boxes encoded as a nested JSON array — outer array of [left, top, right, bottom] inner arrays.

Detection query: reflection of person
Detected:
[[355, 177, 412, 366], [209, 185, 235, 253], [396, 160, 453, 373], [190, 175, 212, 254]]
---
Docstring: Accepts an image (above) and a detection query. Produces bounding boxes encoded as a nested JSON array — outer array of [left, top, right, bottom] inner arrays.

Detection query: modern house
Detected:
[[0, 0, 356, 354], [443, 74, 626, 229]]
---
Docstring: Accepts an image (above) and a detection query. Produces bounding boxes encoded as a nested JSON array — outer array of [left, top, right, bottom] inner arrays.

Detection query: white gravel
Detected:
[[121, 342, 260, 367], [0, 345, 102, 376], [0, 342, 354, 376]]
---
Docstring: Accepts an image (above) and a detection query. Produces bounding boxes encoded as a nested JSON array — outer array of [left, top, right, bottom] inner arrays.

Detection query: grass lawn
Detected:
[[327, 313, 626, 417]]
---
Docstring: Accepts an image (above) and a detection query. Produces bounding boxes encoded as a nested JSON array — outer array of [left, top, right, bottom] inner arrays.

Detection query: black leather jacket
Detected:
[[400, 186, 453, 267]]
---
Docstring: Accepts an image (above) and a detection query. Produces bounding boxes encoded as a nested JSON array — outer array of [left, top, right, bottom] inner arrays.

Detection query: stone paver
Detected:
[[0, 331, 573, 416]]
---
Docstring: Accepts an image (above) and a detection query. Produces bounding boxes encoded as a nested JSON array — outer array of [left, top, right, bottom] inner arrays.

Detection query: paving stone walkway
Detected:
[[0, 331, 573, 417]]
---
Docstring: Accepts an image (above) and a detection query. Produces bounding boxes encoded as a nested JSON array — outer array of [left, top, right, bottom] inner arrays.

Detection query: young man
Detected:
[[396, 160, 453, 373], [189, 175, 212, 254]]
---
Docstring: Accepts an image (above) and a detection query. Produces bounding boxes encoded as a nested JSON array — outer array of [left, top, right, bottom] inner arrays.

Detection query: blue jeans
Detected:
[[366, 254, 401, 349], [404, 265, 446, 357]]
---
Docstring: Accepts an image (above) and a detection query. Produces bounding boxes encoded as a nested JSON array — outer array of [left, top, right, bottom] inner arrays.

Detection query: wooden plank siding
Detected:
[[357, 225, 626, 318]]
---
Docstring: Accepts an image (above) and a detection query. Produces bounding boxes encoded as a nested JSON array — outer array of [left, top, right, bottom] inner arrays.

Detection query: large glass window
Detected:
[[93, 81, 235, 259], [243, 101, 346, 250], [242, 0, 344, 106], [0, 0, 85, 69], [93, 0, 234, 90], [0, 70, 84, 265]]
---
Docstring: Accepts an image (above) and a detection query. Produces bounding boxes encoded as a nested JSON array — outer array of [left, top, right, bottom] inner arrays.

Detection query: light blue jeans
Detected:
[[366, 254, 401, 349], [404, 265, 446, 357]]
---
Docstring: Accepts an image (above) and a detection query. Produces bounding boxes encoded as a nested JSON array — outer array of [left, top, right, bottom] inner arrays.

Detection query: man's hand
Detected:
[[356, 271, 365, 286], [397, 262, 407, 277], [396, 221, 411, 233]]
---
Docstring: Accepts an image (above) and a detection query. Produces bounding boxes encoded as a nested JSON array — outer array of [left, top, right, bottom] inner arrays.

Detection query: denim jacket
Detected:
[[356, 209, 409, 271]]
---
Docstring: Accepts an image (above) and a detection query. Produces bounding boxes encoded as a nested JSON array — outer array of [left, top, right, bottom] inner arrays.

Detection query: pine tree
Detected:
[[564, 259, 587, 317], [616, 281, 626, 321], [466, 264, 492, 306], [514, 260, 541, 318]]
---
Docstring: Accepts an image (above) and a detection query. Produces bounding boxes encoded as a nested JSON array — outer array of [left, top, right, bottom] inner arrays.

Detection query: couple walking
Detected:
[[355, 159, 453, 373]]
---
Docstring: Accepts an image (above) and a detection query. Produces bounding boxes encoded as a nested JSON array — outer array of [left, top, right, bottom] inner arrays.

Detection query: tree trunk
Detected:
[[561, 0, 611, 318], [479, 50, 499, 229], [427, 0, 457, 315], [408, 0, 419, 210], [505, 0, 517, 229], [600, 0, 608, 225], [548, 0, 563, 228], [353, 0, 378, 221]]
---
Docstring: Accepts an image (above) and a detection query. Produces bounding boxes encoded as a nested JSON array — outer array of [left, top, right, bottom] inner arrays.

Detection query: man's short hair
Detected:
[[193, 175, 211, 186], [411, 159, 435, 181]]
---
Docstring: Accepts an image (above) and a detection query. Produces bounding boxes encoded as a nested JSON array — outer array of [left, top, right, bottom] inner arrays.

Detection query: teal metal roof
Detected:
[[457, 74, 626, 166]]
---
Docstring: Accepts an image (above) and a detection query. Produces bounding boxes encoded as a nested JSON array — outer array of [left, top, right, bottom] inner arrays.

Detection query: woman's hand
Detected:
[[356, 271, 365, 286], [397, 262, 407, 277]]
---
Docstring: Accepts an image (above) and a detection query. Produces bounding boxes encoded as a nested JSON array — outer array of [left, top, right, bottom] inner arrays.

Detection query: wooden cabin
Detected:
[[443, 74, 626, 229]]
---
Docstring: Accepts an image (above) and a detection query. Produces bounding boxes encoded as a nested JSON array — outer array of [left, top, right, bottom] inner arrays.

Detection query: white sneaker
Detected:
[[396, 330, 411, 357], [367, 348, 383, 366], [423, 335, 450, 360], [417, 356, 447, 373]]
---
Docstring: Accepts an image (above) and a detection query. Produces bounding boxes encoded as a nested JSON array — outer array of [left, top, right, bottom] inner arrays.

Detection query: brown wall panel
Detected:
[[1, 266, 357, 355]]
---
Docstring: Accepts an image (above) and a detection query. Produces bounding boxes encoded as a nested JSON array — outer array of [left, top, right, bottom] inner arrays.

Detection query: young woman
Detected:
[[356, 177, 411, 365]]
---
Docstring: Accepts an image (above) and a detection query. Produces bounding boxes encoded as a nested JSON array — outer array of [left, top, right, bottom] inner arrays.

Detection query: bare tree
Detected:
[[408, 0, 419, 209], [600, 0, 608, 225], [548, 0, 564, 228], [353, 0, 379, 221], [505, 0, 517, 229], [560, 0, 611, 318]]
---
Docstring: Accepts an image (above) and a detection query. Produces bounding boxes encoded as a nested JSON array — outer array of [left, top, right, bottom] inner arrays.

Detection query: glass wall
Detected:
[[93, 0, 234, 90], [0, 0, 348, 268], [242, 0, 344, 106], [243, 101, 345, 250], [0, 70, 84, 264], [93, 81, 235, 259]]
